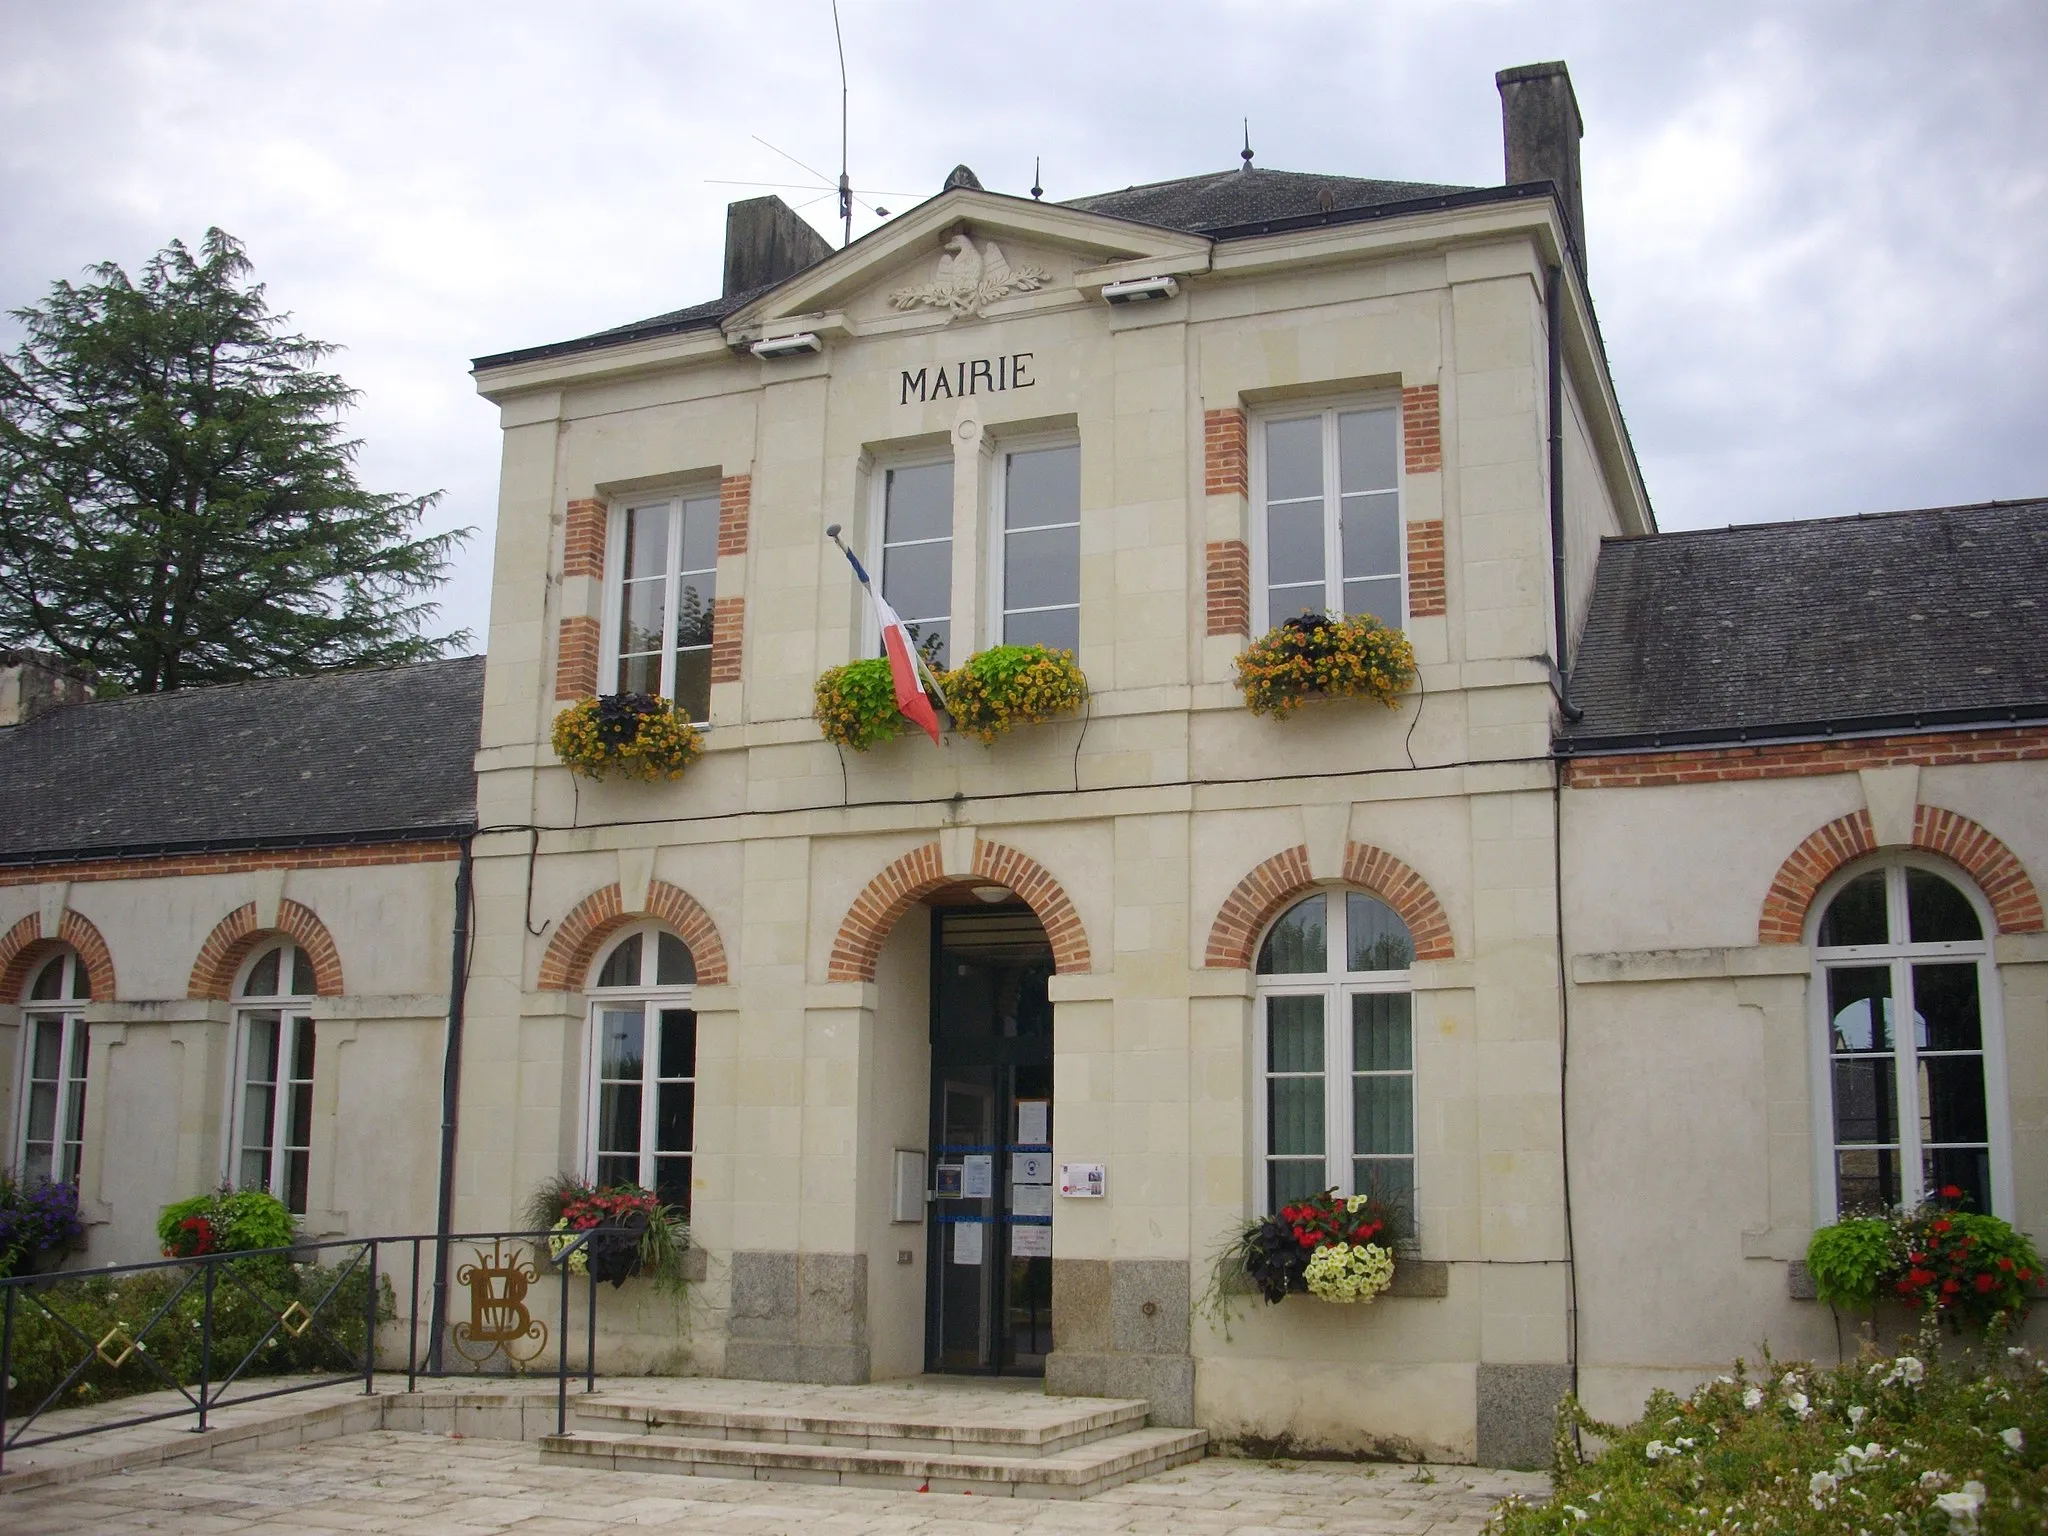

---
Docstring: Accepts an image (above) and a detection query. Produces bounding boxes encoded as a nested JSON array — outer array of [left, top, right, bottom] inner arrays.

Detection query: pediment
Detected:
[[725, 189, 1212, 336]]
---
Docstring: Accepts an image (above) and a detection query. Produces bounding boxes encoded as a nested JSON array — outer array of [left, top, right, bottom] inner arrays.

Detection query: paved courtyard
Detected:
[[1, 1429, 1545, 1534]]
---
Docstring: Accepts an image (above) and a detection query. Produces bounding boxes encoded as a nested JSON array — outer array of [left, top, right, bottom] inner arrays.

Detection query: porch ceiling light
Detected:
[[972, 885, 1013, 903]]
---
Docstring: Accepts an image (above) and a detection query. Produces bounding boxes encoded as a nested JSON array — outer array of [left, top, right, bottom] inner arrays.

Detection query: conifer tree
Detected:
[[0, 229, 470, 692]]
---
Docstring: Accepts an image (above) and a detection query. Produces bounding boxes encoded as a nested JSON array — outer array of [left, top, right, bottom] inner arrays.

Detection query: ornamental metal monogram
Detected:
[[451, 1238, 549, 1366]]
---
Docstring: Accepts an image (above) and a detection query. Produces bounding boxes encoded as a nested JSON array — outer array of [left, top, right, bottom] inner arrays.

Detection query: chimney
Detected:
[[0, 650, 94, 727], [1496, 61, 1585, 275], [723, 196, 834, 298]]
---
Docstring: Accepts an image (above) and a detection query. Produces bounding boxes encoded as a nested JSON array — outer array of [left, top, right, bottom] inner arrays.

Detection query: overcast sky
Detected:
[[3, 1, 2042, 648]]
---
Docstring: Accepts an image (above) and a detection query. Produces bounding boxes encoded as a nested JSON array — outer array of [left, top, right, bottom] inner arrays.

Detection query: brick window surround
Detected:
[[538, 880, 730, 992], [1205, 540, 1250, 637], [1205, 841, 1455, 969], [828, 839, 1091, 983], [1401, 385, 1441, 475], [189, 900, 345, 1000], [0, 908, 117, 1002], [1204, 408, 1247, 498], [1405, 519, 1446, 618]]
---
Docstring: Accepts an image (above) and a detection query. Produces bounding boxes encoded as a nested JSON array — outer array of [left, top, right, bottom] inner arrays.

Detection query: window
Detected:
[[994, 443, 1080, 654], [231, 942, 317, 1214], [16, 951, 90, 1185], [609, 492, 719, 723], [1813, 861, 2007, 1219], [877, 461, 953, 667], [1254, 403, 1402, 631], [1254, 891, 1416, 1218], [585, 925, 698, 1216]]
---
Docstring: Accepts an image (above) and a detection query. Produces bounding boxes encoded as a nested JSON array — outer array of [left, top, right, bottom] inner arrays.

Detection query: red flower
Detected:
[[1941, 1279, 1962, 1296], [1999, 1257, 2015, 1271], [1975, 1273, 1999, 1293], [1907, 1268, 1937, 1288], [1940, 1184, 1964, 1199], [2020, 1269, 2035, 1282], [1931, 1218, 1951, 1233]]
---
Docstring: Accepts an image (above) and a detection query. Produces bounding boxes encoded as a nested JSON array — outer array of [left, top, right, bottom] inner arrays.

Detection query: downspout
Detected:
[[1546, 262, 1582, 724], [427, 833, 475, 1374]]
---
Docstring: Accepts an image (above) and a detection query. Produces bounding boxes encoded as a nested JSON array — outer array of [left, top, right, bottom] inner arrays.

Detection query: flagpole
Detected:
[[824, 524, 950, 712]]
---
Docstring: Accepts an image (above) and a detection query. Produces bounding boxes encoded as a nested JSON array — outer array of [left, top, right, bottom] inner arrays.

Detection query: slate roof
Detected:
[[0, 656, 484, 866], [1558, 500, 2048, 751], [1061, 167, 1474, 234]]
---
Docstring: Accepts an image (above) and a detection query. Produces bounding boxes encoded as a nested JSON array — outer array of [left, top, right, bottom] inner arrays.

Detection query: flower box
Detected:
[[1234, 612, 1415, 718], [551, 693, 702, 782]]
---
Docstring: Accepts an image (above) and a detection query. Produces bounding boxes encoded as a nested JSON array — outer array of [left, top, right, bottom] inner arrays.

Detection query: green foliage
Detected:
[[156, 1187, 297, 1256], [941, 644, 1087, 743], [523, 1175, 694, 1301], [813, 656, 908, 751], [1488, 1326, 2048, 1534], [1807, 1218, 1899, 1309], [0, 228, 470, 692], [1, 1258, 394, 1413], [1234, 611, 1416, 718], [550, 693, 703, 781]]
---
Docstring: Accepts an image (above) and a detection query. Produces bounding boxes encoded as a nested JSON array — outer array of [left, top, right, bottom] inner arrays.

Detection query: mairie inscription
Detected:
[[900, 353, 1034, 405]]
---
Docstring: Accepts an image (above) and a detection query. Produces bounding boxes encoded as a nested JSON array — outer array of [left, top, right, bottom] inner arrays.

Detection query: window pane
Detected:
[[290, 1019, 316, 1081], [242, 1082, 277, 1161], [657, 1082, 695, 1153], [1920, 1057, 1988, 1144], [880, 539, 951, 626], [903, 619, 950, 670], [596, 1154, 637, 1189], [597, 936, 642, 989], [1268, 1159, 1326, 1210], [1264, 417, 1322, 502], [654, 1155, 692, 1217], [623, 504, 669, 580], [656, 934, 696, 987], [658, 1009, 697, 1078], [1258, 895, 1327, 975], [69, 956, 89, 999], [1343, 577, 1403, 628], [1819, 872, 1887, 946], [1925, 1147, 1991, 1215], [1353, 1077, 1413, 1157], [673, 647, 712, 726], [1337, 408, 1398, 493], [1006, 445, 1079, 530], [1835, 1147, 1900, 1217], [619, 577, 666, 661], [1912, 964, 1981, 1051], [245, 1015, 282, 1081], [599, 1007, 645, 1078], [1907, 870, 1981, 943], [1004, 523, 1080, 612], [1354, 1158, 1414, 1213], [678, 497, 720, 574], [1351, 993, 1412, 1070], [1832, 1056, 1898, 1145], [25, 1080, 57, 1144], [30, 956, 64, 1000], [243, 947, 282, 998], [1268, 584, 1327, 625], [1268, 1072, 1325, 1158], [885, 463, 952, 542], [1340, 493, 1400, 577], [1004, 604, 1080, 654], [597, 1083, 642, 1157], [1267, 994, 1326, 1071], [284, 1148, 310, 1216], [290, 947, 315, 997], [617, 651, 661, 696], [30, 1015, 62, 1078], [1346, 894, 1414, 972], [1265, 502, 1324, 588], [1826, 967, 1892, 1052], [674, 572, 715, 648], [240, 1146, 272, 1192], [66, 1022, 89, 1083]]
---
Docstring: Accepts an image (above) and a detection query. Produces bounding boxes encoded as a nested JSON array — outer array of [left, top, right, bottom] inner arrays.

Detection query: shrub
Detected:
[[1487, 1324, 2048, 1533], [551, 693, 703, 781], [941, 644, 1086, 744], [1234, 611, 1415, 718], [813, 656, 908, 751], [0, 1176, 84, 1278]]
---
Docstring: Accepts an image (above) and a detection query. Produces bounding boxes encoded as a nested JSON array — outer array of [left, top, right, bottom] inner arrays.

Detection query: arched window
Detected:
[[16, 950, 90, 1185], [1254, 890, 1415, 1217], [230, 941, 317, 1214], [585, 924, 697, 1215], [1812, 859, 2007, 1219]]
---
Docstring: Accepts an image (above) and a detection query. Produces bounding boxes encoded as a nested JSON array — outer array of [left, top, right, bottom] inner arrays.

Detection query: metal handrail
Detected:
[[0, 1225, 618, 1474]]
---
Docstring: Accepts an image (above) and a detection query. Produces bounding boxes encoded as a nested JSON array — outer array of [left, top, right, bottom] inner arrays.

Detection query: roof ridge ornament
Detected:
[[1241, 120, 1254, 172], [943, 163, 983, 191], [889, 233, 1050, 318]]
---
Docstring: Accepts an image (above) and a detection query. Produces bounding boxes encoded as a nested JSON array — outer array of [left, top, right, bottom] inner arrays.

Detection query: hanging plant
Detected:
[[814, 657, 912, 752], [1234, 611, 1415, 718], [551, 693, 702, 781], [1217, 1186, 1406, 1306], [941, 644, 1087, 744]]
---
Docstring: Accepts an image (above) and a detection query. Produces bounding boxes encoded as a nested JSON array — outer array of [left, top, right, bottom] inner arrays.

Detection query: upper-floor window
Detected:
[[608, 493, 719, 723], [878, 461, 953, 667], [1254, 403, 1402, 631], [994, 443, 1080, 654], [1812, 860, 2007, 1219], [586, 924, 698, 1215], [1254, 890, 1416, 1220], [15, 950, 90, 1185], [231, 941, 317, 1214]]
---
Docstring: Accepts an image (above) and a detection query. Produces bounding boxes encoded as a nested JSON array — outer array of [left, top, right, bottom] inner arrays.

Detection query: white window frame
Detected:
[[1248, 396, 1407, 634], [598, 488, 722, 724], [12, 950, 90, 1186], [1806, 855, 2013, 1222], [225, 941, 317, 1214], [982, 432, 1082, 654], [865, 453, 956, 666], [1250, 890, 1417, 1220], [581, 922, 698, 1209]]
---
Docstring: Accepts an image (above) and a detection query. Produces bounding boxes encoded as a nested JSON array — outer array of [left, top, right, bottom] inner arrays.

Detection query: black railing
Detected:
[[0, 1227, 603, 1475]]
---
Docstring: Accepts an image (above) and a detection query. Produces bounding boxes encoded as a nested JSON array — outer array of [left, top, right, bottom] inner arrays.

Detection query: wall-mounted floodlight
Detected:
[[1100, 275, 1180, 305], [751, 332, 824, 359]]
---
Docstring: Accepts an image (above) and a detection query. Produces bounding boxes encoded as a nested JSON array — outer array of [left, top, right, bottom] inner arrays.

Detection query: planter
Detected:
[[551, 694, 702, 782], [813, 644, 1087, 750], [1214, 1188, 1406, 1308], [1234, 612, 1415, 719]]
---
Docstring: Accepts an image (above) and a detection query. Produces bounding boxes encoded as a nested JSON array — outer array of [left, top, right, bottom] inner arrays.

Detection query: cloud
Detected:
[[3, 1, 2042, 640]]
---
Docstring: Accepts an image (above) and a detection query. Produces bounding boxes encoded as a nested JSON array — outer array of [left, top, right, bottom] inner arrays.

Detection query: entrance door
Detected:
[[925, 905, 1054, 1375]]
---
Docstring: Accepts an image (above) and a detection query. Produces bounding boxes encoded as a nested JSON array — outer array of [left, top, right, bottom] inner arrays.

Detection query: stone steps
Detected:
[[542, 1388, 1206, 1497]]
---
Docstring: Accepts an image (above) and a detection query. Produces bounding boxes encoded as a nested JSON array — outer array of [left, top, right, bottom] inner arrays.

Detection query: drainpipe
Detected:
[[427, 833, 475, 1374], [1545, 263, 1582, 723]]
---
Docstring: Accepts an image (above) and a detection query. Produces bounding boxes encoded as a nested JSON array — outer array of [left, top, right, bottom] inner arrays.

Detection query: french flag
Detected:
[[833, 542, 944, 744]]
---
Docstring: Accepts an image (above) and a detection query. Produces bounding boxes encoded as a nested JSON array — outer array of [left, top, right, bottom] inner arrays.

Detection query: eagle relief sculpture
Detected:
[[890, 234, 1050, 317]]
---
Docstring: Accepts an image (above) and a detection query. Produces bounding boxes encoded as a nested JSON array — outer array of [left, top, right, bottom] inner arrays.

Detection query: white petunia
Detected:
[[1742, 1386, 1764, 1410], [1784, 1390, 1812, 1419], [1808, 1469, 1838, 1509], [1846, 1404, 1866, 1428], [2000, 1426, 2024, 1452], [1880, 1356, 1926, 1388], [1932, 1480, 1986, 1534], [1919, 1469, 1950, 1489]]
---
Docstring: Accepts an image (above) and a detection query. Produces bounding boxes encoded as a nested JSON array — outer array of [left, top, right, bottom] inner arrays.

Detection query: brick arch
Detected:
[[1203, 840, 1456, 969], [1760, 806, 2045, 943], [826, 838, 1093, 983], [536, 879, 730, 991], [188, 899, 345, 999], [0, 908, 118, 1002]]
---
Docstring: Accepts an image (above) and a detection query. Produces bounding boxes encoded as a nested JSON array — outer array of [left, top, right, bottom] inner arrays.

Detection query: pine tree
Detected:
[[0, 229, 470, 692]]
